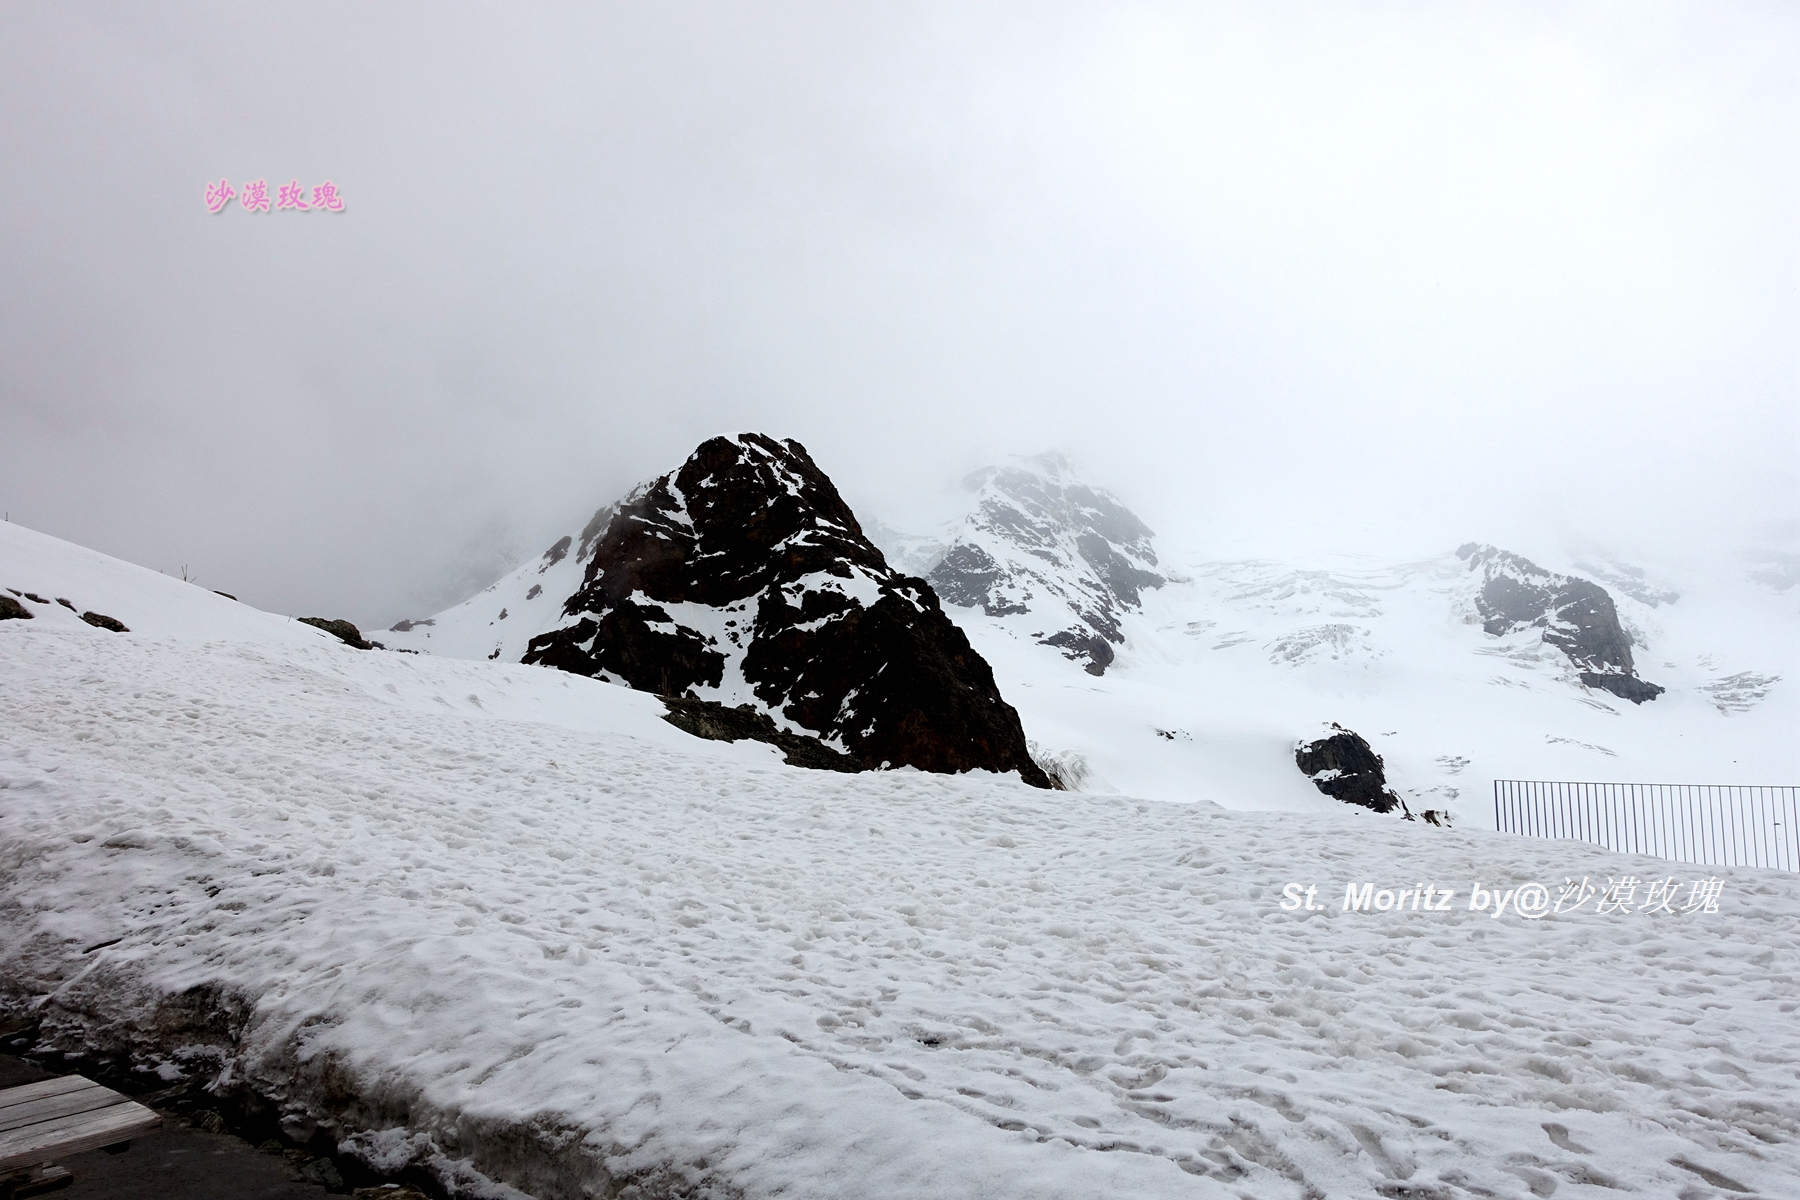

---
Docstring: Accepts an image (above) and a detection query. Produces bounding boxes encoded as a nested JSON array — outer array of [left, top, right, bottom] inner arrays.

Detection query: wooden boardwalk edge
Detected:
[[0, 1076, 162, 1175]]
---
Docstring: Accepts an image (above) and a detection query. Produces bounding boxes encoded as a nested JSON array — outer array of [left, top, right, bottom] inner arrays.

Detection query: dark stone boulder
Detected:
[[79, 611, 128, 633], [298, 617, 370, 649], [1296, 725, 1402, 813], [523, 433, 1052, 787], [0, 595, 32, 621]]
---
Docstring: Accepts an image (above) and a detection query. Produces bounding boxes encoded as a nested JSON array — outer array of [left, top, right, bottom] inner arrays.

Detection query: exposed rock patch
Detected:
[[299, 617, 370, 649], [1579, 673, 1666, 704], [1295, 724, 1402, 813], [540, 535, 572, 570], [1456, 543, 1664, 704], [660, 697, 860, 772], [79, 611, 128, 633], [0, 595, 31, 621], [523, 434, 1051, 787]]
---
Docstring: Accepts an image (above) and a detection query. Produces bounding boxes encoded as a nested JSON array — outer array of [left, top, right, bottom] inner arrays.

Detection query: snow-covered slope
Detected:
[[4, 523, 1798, 1200], [377, 499, 622, 662], [0, 518, 360, 651]]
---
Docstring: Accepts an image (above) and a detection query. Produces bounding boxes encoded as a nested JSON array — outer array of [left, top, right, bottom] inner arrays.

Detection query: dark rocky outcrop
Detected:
[[1580, 673, 1666, 705], [1042, 628, 1114, 672], [523, 433, 1052, 787], [925, 454, 1164, 675], [0, 595, 32, 621], [1295, 725, 1402, 813], [1456, 543, 1664, 704], [661, 697, 860, 772], [388, 618, 435, 632], [79, 611, 128, 633], [298, 617, 370, 649], [539, 535, 572, 570]]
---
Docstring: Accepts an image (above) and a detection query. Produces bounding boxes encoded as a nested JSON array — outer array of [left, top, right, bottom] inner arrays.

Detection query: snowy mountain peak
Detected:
[[928, 454, 1163, 675], [515, 434, 1050, 785], [558, 432, 889, 613]]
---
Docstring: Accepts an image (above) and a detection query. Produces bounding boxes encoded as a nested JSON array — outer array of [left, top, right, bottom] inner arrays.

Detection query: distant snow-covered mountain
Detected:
[[875, 453, 1165, 676], [1454, 541, 1663, 703], [861, 454, 1795, 817]]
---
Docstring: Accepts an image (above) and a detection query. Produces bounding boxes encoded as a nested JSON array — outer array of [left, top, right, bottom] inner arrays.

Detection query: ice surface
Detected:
[[4, 521, 1799, 1198]]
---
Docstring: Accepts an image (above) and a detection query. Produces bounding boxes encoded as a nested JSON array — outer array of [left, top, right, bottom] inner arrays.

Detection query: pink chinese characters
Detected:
[[203, 179, 236, 214], [203, 178, 346, 213], [276, 179, 310, 211]]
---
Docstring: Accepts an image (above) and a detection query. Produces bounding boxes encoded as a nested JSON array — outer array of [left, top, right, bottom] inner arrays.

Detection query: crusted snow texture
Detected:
[[1294, 725, 1402, 813], [1456, 542, 1665, 704], [928, 453, 1163, 676], [522, 433, 1051, 787]]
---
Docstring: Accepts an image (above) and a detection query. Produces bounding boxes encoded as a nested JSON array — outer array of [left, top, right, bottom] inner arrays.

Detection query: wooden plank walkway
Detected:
[[0, 1075, 161, 1175]]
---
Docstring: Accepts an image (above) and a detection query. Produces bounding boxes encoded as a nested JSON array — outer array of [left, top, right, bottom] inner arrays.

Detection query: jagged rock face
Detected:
[[927, 453, 1164, 675], [522, 434, 1051, 787], [1456, 543, 1664, 704], [1295, 725, 1402, 813]]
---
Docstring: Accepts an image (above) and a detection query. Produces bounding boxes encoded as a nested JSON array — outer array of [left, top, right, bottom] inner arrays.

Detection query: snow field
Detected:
[[3, 618, 1798, 1199], [973, 551, 1797, 821]]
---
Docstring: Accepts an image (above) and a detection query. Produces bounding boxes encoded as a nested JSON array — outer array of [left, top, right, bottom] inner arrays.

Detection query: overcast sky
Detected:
[[2, 1, 1794, 624]]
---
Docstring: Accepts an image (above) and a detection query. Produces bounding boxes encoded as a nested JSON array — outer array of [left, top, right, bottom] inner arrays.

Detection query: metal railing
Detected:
[[1494, 780, 1799, 872]]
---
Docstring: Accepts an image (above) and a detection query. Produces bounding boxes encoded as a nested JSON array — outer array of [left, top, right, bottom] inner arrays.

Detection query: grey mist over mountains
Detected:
[[0, 2, 1793, 626]]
